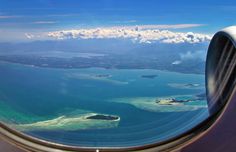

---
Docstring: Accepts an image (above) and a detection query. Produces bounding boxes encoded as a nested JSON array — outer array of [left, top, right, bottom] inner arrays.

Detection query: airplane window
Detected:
[[0, 0, 223, 150]]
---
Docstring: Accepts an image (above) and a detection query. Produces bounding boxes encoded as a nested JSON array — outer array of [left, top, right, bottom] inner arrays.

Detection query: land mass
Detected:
[[0, 52, 205, 74]]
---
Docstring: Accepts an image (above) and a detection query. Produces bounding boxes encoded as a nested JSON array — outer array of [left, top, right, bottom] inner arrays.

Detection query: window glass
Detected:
[[1, 0, 229, 148]]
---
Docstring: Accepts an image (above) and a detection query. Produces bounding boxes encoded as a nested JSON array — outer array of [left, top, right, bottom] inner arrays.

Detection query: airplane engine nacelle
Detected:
[[206, 26, 236, 115]]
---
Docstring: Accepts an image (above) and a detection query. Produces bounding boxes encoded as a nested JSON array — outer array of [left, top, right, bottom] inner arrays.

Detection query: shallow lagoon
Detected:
[[0, 61, 208, 147]]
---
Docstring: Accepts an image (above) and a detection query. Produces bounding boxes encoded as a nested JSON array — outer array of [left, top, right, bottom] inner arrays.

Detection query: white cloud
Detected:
[[172, 50, 206, 66], [25, 33, 44, 40], [113, 20, 137, 23], [172, 60, 182, 65], [180, 50, 207, 61], [25, 33, 35, 39], [46, 14, 80, 17], [0, 15, 20, 19], [33, 21, 57, 24], [119, 24, 205, 30], [47, 25, 212, 44], [105, 24, 205, 30]]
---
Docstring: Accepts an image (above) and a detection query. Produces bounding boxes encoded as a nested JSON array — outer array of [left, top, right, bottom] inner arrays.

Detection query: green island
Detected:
[[15, 113, 120, 131]]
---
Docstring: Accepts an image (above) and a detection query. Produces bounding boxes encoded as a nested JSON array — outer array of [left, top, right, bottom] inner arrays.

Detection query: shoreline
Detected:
[[0, 60, 205, 76]]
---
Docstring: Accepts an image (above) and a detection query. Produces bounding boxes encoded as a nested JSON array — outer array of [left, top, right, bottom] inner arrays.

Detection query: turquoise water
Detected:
[[0, 61, 208, 147]]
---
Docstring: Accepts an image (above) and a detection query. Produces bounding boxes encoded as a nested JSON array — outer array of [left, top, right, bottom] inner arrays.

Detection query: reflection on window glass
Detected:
[[0, 0, 214, 148]]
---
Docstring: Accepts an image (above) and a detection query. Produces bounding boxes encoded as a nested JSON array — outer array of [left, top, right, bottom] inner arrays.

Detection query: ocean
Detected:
[[0, 61, 208, 147]]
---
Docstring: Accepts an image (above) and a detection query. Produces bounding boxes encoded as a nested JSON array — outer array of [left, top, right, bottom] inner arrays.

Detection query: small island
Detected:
[[155, 98, 190, 105], [16, 113, 121, 131], [141, 74, 158, 79], [184, 83, 200, 87], [94, 74, 112, 78], [85, 114, 120, 121], [168, 83, 202, 89]]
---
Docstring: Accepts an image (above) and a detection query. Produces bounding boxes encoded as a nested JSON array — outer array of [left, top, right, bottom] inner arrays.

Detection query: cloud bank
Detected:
[[23, 24, 211, 44], [47, 25, 211, 44]]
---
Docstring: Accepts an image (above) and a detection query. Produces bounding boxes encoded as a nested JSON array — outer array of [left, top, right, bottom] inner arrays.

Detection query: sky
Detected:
[[0, 0, 236, 42]]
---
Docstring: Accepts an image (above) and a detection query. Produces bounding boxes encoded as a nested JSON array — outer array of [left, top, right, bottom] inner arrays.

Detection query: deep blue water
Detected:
[[0, 61, 208, 147]]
